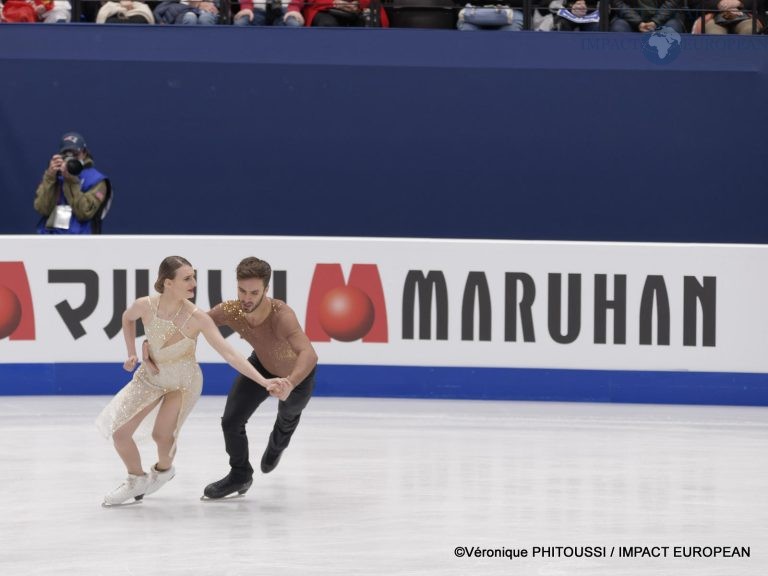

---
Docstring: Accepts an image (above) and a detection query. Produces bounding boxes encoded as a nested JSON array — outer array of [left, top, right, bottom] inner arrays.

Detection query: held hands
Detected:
[[638, 21, 657, 32], [199, 1, 219, 14], [265, 378, 293, 401], [720, 6, 744, 17], [124, 355, 138, 372]]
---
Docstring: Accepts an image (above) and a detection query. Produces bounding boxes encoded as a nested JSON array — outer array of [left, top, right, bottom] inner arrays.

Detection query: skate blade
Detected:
[[200, 493, 247, 502], [102, 496, 144, 508]]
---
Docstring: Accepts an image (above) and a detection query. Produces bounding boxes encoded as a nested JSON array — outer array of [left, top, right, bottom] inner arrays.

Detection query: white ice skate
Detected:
[[144, 464, 176, 497], [102, 473, 149, 507]]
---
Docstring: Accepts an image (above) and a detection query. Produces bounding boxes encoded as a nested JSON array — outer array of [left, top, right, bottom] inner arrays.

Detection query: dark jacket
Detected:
[[34, 160, 111, 234], [611, 0, 681, 25]]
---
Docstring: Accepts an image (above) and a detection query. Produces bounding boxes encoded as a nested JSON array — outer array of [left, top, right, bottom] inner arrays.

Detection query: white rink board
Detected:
[[0, 235, 766, 374]]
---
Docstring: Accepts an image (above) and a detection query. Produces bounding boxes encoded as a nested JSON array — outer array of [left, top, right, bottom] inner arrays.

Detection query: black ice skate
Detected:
[[201, 473, 253, 500], [260, 446, 284, 474]]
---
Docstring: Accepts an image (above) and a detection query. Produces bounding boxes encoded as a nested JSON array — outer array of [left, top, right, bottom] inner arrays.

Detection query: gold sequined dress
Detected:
[[95, 296, 203, 453]]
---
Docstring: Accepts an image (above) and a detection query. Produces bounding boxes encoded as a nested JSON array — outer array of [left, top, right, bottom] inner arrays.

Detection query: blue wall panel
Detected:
[[1, 26, 767, 242]]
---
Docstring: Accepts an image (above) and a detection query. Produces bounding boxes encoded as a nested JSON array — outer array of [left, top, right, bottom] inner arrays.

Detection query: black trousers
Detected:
[[221, 353, 315, 481]]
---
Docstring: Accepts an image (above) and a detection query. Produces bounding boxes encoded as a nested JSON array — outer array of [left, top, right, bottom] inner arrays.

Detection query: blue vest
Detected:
[[37, 167, 110, 235]]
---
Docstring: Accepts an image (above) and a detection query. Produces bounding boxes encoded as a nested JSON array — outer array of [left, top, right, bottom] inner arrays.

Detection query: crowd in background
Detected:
[[1, 0, 764, 34]]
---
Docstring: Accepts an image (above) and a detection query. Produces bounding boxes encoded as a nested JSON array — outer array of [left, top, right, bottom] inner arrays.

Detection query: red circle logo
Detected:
[[318, 286, 375, 342], [0, 285, 23, 340]]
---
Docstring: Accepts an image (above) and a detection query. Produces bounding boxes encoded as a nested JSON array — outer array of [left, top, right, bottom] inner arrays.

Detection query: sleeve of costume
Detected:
[[33, 173, 58, 216], [67, 179, 106, 221]]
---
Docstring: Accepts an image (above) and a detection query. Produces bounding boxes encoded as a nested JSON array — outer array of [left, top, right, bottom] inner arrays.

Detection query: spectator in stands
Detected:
[[45, 0, 69, 20], [96, 0, 155, 23], [33, 132, 112, 235], [456, 1, 523, 30], [554, 0, 600, 29], [681, 0, 701, 31], [533, 1, 558, 30], [695, 0, 763, 33], [153, 0, 220, 24], [1, 0, 70, 21], [610, 0, 685, 32], [185, 0, 220, 24], [284, 0, 390, 26], [234, 0, 300, 25]]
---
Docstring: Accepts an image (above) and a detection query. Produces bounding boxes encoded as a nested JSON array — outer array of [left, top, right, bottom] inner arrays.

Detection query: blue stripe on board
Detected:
[[0, 363, 767, 406]]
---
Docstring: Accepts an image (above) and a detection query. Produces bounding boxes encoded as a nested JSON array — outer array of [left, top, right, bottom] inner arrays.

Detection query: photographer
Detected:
[[33, 132, 112, 235]]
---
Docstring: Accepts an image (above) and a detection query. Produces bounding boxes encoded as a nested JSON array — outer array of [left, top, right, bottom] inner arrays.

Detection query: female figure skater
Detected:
[[96, 255, 288, 506]]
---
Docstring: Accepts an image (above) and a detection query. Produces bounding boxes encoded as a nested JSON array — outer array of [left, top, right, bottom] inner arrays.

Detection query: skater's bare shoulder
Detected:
[[207, 300, 241, 327], [123, 295, 152, 322], [183, 306, 214, 335], [271, 301, 305, 340], [270, 299, 295, 328]]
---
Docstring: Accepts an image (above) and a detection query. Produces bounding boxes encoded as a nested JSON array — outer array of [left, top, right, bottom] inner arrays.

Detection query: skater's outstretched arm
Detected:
[[191, 310, 284, 390], [121, 297, 151, 372]]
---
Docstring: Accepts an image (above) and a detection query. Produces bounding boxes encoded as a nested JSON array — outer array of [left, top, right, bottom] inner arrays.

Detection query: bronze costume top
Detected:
[[209, 298, 304, 378]]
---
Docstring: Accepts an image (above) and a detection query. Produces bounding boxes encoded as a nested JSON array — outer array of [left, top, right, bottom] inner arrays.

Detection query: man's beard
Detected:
[[241, 293, 265, 313]]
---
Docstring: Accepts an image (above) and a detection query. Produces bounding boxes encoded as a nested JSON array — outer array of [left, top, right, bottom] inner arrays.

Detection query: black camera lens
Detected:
[[65, 157, 84, 175]]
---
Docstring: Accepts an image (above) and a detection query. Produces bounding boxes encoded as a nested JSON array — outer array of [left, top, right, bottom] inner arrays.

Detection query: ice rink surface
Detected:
[[0, 395, 765, 576]]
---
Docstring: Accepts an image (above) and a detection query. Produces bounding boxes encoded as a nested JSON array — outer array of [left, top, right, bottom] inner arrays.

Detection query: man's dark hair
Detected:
[[236, 257, 271, 286]]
